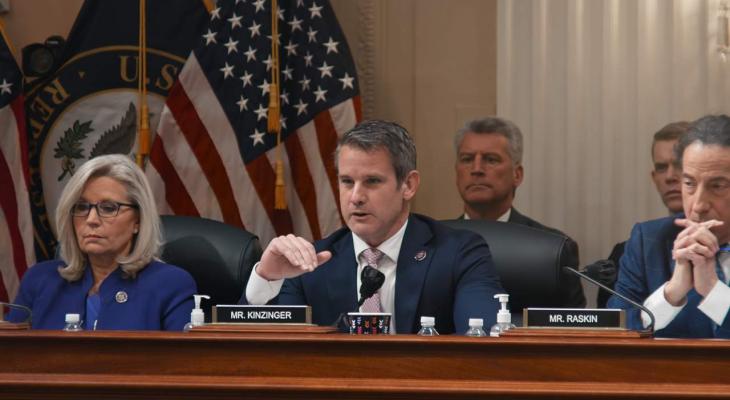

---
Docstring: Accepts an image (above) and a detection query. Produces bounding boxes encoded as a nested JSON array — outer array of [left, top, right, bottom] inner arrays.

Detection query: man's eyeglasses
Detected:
[[72, 201, 138, 218]]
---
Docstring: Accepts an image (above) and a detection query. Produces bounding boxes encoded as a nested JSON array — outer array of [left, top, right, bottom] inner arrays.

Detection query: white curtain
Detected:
[[499, 0, 730, 287]]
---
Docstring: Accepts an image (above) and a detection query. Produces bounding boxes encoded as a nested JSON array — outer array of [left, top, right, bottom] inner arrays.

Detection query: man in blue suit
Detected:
[[609, 115, 730, 338], [244, 120, 504, 334]]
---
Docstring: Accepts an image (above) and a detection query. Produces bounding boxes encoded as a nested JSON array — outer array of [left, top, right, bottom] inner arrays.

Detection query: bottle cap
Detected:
[[420, 316, 435, 326], [468, 318, 483, 327], [65, 313, 80, 323]]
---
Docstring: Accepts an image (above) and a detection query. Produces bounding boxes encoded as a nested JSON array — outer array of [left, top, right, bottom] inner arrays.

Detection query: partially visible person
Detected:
[[609, 115, 730, 338], [7, 154, 196, 330], [243, 120, 504, 334], [650, 121, 691, 215], [599, 121, 689, 307], [454, 117, 585, 308]]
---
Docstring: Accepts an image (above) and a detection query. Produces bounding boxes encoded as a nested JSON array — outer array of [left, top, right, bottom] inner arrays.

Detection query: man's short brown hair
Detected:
[[651, 121, 689, 159]]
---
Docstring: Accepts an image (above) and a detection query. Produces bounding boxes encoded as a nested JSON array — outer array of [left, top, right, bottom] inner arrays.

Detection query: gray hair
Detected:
[[454, 117, 524, 165], [335, 120, 417, 185], [675, 115, 730, 165], [55, 154, 162, 281]]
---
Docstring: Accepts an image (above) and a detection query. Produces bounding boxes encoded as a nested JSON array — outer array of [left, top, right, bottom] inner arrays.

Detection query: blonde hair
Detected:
[[55, 154, 162, 281]]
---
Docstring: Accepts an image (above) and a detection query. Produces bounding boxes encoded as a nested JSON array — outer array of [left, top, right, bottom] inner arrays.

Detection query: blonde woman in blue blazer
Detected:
[[8, 154, 195, 330]]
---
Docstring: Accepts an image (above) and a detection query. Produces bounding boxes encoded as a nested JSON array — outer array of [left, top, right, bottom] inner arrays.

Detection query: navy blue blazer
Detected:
[[608, 216, 730, 338], [271, 214, 504, 334], [7, 259, 196, 331]]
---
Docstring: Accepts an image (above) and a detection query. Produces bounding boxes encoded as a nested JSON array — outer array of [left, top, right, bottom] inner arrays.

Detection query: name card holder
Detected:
[[500, 308, 652, 339], [213, 305, 312, 324], [0, 321, 30, 330], [524, 308, 625, 329], [188, 305, 338, 334]]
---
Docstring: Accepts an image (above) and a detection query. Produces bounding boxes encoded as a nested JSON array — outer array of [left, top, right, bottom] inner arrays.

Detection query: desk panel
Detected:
[[1, 331, 729, 399]]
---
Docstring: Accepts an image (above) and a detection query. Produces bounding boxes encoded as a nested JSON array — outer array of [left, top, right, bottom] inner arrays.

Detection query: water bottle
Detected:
[[417, 316, 439, 336], [465, 318, 488, 337], [63, 313, 83, 332]]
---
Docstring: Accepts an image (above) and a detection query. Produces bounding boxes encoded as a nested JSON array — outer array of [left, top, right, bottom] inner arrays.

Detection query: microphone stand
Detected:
[[331, 293, 376, 331], [0, 302, 32, 324], [563, 266, 655, 333], [331, 265, 385, 331]]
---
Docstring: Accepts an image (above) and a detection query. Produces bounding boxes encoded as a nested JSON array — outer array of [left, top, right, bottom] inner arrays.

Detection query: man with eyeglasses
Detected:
[[609, 115, 730, 338]]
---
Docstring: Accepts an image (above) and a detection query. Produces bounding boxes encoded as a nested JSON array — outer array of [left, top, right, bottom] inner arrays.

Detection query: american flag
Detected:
[[0, 28, 34, 303], [146, 0, 361, 245]]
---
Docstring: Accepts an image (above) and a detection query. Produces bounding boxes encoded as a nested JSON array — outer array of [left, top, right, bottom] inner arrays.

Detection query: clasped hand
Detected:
[[256, 234, 333, 281], [666, 219, 723, 305]]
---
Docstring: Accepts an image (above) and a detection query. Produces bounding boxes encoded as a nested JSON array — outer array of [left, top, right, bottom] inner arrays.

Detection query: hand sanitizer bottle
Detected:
[[183, 294, 210, 332], [489, 294, 516, 337]]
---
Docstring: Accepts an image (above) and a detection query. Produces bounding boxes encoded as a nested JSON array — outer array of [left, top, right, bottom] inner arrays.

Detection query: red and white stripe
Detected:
[[0, 93, 35, 302], [147, 53, 361, 245]]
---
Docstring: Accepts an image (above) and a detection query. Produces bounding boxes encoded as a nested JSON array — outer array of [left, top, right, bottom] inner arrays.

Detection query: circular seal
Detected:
[[25, 46, 183, 257]]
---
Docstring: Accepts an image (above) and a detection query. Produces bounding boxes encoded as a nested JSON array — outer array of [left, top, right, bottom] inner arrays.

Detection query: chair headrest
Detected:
[[440, 219, 568, 311], [160, 215, 262, 315]]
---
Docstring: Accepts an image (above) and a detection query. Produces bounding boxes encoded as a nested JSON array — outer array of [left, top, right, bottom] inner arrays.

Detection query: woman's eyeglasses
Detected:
[[72, 201, 138, 218]]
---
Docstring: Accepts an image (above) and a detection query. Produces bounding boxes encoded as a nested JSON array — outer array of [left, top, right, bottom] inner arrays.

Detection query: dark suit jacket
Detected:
[[607, 216, 730, 338], [596, 241, 625, 308], [600, 212, 680, 308], [507, 208, 586, 308], [274, 214, 504, 334]]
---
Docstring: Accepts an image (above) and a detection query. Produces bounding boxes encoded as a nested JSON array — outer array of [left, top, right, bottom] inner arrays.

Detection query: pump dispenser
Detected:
[[489, 294, 515, 337], [183, 294, 210, 332]]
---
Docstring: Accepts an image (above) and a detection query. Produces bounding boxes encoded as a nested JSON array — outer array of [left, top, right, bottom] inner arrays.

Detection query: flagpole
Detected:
[[267, 0, 287, 210], [0, 19, 15, 55], [136, 0, 150, 169]]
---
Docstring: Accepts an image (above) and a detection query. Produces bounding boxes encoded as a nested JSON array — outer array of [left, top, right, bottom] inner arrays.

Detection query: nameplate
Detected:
[[523, 308, 625, 329], [213, 305, 312, 324]]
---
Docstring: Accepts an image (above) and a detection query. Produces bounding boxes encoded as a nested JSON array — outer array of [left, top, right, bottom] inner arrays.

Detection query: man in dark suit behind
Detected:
[[599, 121, 689, 307], [454, 117, 585, 308], [609, 115, 730, 338], [243, 120, 504, 334]]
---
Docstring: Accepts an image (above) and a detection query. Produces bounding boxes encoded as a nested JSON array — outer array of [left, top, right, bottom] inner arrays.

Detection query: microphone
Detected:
[[563, 262, 655, 333], [332, 265, 386, 330], [0, 301, 32, 324], [357, 265, 385, 307]]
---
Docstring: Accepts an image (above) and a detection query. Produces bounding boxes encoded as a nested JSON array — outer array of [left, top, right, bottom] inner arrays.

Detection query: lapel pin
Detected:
[[414, 250, 427, 262], [115, 291, 128, 304]]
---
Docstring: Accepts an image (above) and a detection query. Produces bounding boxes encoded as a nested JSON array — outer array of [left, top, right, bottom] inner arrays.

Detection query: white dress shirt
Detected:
[[352, 220, 407, 333], [463, 208, 511, 222], [245, 220, 409, 333], [641, 252, 730, 330]]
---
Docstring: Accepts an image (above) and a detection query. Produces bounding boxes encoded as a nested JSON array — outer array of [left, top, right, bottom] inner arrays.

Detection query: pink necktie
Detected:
[[360, 248, 384, 313]]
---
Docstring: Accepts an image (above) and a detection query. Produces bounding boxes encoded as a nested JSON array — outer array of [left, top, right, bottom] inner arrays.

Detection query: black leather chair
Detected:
[[441, 219, 573, 319], [160, 215, 262, 321]]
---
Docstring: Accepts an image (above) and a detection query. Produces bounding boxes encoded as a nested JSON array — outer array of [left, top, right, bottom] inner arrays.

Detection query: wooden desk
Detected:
[[1, 330, 729, 399]]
